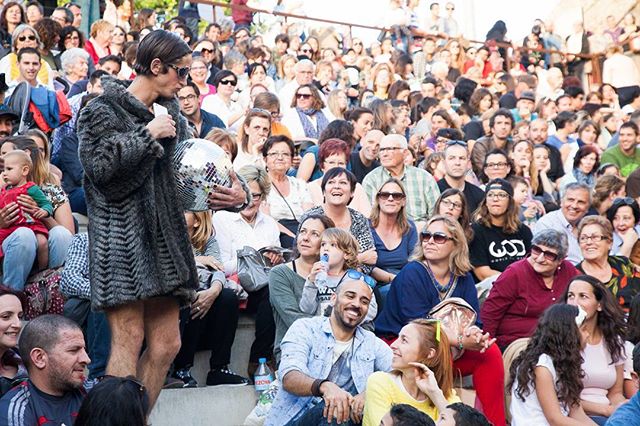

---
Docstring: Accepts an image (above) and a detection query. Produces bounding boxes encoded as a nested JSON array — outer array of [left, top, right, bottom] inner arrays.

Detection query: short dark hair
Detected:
[[573, 145, 600, 172], [212, 69, 237, 87], [554, 111, 577, 130], [183, 80, 200, 97], [98, 54, 122, 67], [25, 1, 43, 15], [17, 47, 40, 62], [320, 167, 357, 194], [252, 92, 280, 112], [565, 85, 585, 98], [53, 6, 73, 24], [344, 107, 373, 122], [133, 29, 191, 76], [74, 376, 149, 426], [389, 404, 435, 426], [89, 69, 108, 85], [489, 108, 514, 128], [448, 402, 492, 426], [18, 314, 81, 370], [275, 33, 289, 45], [261, 135, 295, 158], [621, 121, 640, 135]]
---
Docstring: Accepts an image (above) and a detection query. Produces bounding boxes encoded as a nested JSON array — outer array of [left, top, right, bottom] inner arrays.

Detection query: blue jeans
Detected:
[[87, 310, 110, 379], [2, 226, 73, 291]]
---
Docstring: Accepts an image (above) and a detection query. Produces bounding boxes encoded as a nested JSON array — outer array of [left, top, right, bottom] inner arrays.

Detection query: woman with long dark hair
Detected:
[[564, 275, 628, 424], [509, 303, 596, 425]]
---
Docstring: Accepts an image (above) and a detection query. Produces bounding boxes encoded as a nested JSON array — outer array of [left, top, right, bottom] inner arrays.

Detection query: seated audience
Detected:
[[432, 189, 473, 240], [363, 319, 459, 424], [270, 214, 335, 363], [509, 304, 597, 425], [369, 178, 417, 287], [481, 229, 578, 350], [265, 279, 392, 426], [576, 215, 640, 311], [0, 315, 89, 426], [375, 215, 506, 426], [564, 275, 628, 425], [469, 178, 532, 280]]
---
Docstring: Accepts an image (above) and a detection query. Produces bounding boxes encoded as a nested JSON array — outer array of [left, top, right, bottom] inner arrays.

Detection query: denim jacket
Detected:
[[265, 316, 392, 426]]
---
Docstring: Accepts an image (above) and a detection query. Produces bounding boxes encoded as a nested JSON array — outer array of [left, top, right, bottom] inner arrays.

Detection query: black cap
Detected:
[[0, 74, 8, 93], [0, 104, 18, 121], [518, 90, 536, 102], [485, 178, 513, 197]]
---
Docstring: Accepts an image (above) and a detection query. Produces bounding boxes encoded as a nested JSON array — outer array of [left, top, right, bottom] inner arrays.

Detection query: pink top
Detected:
[[581, 339, 625, 405]]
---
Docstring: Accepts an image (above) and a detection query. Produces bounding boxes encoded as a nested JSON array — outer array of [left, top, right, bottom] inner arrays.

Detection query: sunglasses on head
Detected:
[[530, 244, 559, 262], [420, 231, 453, 244], [18, 35, 36, 42], [219, 79, 237, 86], [166, 63, 190, 79], [346, 269, 376, 288], [377, 191, 405, 201], [296, 93, 312, 99], [612, 197, 636, 209]]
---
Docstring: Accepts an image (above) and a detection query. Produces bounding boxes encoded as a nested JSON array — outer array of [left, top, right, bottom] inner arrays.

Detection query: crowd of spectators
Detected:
[[0, 0, 640, 425]]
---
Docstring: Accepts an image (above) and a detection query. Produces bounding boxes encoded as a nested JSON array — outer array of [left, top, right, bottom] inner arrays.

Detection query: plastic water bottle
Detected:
[[254, 358, 273, 393], [315, 254, 329, 291]]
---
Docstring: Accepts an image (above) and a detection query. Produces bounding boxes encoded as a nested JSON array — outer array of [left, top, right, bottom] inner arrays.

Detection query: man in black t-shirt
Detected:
[[0, 315, 88, 426], [350, 129, 382, 183], [437, 140, 485, 214]]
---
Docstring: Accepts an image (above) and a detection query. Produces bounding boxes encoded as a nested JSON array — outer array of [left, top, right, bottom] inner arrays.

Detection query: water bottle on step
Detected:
[[254, 358, 273, 393]]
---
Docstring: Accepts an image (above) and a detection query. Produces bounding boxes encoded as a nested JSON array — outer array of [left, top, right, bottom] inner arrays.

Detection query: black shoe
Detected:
[[172, 368, 198, 388], [206, 366, 250, 386]]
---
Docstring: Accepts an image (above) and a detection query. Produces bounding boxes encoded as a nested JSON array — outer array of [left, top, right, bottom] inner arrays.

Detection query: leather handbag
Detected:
[[236, 246, 271, 293], [24, 267, 65, 320], [429, 297, 477, 360]]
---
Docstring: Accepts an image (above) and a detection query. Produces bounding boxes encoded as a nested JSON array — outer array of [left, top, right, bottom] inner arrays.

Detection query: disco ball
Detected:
[[173, 138, 233, 211]]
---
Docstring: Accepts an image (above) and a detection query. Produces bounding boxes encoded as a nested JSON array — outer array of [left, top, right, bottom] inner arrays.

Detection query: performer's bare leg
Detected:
[[137, 297, 182, 409], [105, 300, 145, 378]]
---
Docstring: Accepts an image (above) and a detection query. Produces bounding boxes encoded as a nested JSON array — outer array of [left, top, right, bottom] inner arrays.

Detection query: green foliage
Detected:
[[136, 0, 179, 19]]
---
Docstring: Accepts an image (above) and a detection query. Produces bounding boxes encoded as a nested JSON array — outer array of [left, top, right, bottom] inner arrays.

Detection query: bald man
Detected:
[[351, 129, 383, 183], [266, 279, 392, 426]]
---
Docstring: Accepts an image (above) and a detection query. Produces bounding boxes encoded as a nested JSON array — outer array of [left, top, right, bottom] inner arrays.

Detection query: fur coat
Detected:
[[77, 77, 198, 310]]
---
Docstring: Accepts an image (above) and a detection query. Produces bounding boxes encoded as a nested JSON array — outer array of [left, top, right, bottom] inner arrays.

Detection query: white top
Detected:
[[581, 339, 625, 405], [212, 210, 281, 275], [281, 107, 336, 141], [201, 94, 243, 130], [623, 340, 635, 381], [265, 176, 312, 221], [233, 149, 264, 172], [510, 353, 568, 426]]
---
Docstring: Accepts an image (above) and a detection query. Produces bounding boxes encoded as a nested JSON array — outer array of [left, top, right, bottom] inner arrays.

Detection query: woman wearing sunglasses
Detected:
[[201, 69, 244, 130], [576, 215, 640, 312], [481, 229, 578, 351], [281, 83, 334, 142], [469, 178, 532, 281], [363, 319, 459, 425], [0, 24, 54, 90], [375, 215, 506, 426], [369, 178, 417, 289]]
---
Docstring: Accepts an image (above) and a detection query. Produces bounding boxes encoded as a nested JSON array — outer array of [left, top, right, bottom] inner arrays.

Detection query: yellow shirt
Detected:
[[362, 371, 460, 426]]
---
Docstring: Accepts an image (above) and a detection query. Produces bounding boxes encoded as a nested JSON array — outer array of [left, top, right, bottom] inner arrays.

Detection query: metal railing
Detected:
[[191, 0, 627, 87]]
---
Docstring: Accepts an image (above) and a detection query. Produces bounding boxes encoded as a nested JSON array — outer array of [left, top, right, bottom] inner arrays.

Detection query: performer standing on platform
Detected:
[[77, 30, 249, 410]]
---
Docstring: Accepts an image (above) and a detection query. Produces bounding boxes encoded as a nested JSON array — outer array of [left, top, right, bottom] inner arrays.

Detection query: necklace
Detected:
[[423, 260, 457, 297]]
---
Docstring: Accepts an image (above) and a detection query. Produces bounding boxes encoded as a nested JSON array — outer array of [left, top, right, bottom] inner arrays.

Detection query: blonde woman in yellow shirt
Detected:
[[362, 319, 460, 425]]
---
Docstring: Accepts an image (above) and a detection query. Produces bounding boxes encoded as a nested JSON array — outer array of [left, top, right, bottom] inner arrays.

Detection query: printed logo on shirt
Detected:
[[489, 240, 526, 260]]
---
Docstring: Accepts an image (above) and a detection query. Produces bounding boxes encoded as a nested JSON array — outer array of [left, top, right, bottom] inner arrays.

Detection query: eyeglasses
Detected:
[[301, 48, 312, 53], [379, 146, 403, 153], [345, 269, 376, 288], [486, 191, 509, 200], [377, 191, 405, 201], [266, 152, 292, 159], [18, 35, 36, 42], [178, 94, 197, 102], [219, 79, 237, 86], [251, 192, 263, 201], [295, 93, 312, 99], [578, 234, 610, 243], [441, 199, 462, 210], [530, 244, 559, 262], [485, 162, 508, 169], [420, 231, 453, 244], [166, 63, 190, 79]]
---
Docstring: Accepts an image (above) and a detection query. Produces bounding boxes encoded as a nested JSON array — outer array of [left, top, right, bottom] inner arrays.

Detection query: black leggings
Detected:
[[246, 286, 275, 363], [174, 288, 239, 370]]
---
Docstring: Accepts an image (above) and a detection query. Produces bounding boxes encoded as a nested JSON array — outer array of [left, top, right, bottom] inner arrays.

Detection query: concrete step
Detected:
[[150, 385, 258, 426]]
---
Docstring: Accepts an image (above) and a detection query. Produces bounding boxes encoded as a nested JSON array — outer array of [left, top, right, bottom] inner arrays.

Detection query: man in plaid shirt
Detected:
[[363, 134, 440, 228]]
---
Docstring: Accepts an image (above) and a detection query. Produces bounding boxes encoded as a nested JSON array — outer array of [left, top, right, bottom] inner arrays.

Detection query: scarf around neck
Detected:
[[296, 107, 329, 139]]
